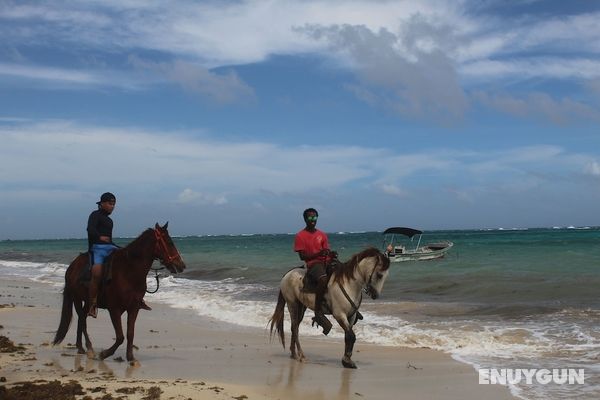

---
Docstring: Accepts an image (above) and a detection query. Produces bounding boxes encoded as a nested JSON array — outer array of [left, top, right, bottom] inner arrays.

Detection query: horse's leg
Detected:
[[99, 309, 124, 360], [286, 302, 299, 360], [125, 308, 140, 364], [73, 300, 93, 355], [81, 307, 95, 355], [294, 303, 307, 361], [335, 317, 357, 369], [342, 328, 357, 369], [74, 300, 84, 354]]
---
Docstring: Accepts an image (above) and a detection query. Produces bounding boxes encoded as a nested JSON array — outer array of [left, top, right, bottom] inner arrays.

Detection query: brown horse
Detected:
[[269, 248, 390, 368], [52, 223, 186, 364]]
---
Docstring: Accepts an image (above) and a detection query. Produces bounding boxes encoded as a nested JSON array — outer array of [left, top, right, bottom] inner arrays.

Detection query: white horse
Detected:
[[269, 247, 390, 368]]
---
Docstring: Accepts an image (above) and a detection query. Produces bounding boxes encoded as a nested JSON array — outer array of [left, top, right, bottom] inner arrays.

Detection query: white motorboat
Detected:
[[383, 227, 453, 262]]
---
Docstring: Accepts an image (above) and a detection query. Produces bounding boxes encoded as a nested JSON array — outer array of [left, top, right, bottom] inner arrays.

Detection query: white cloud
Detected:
[[1, 119, 599, 237], [447, 187, 475, 204], [2, 1, 600, 120], [177, 188, 228, 205], [587, 79, 600, 99], [303, 23, 468, 121], [473, 91, 600, 124], [584, 161, 600, 177], [1, 1, 462, 66], [129, 57, 255, 103], [461, 58, 600, 81], [1, 120, 593, 203], [0, 62, 102, 85], [379, 183, 407, 198], [0, 120, 380, 196], [518, 12, 600, 53], [0, 62, 153, 90]]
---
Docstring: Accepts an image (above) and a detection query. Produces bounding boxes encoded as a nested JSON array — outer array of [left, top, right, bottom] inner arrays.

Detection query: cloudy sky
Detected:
[[1, 0, 600, 239]]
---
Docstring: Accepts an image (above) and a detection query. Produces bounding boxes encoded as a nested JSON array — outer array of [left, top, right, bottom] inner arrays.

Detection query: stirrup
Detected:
[[356, 311, 364, 320]]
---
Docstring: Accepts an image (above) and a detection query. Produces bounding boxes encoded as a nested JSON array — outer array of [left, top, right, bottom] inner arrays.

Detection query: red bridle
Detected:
[[154, 228, 180, 265]]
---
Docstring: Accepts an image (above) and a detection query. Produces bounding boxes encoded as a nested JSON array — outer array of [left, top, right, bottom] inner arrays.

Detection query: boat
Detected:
[[383, 227, 453, 262]]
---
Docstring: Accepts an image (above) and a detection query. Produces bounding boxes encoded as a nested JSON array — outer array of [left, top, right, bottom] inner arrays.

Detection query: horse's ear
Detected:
[[162, 221, 169, 230], [155, 223, 160, 230]]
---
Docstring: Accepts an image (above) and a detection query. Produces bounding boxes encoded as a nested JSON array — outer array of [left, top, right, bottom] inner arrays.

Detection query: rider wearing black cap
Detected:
[[87, 192, 151, 318]]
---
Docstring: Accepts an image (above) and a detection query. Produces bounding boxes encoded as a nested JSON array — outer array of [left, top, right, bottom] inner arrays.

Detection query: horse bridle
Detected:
[[147, 228, 181, 294], [363, 256, 380, 298], [153, 228, 180, 265], [338, 254, 381, 319]]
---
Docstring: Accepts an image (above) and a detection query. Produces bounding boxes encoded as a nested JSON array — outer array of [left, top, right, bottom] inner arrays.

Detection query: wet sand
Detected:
[[0, 277, 514, 399]]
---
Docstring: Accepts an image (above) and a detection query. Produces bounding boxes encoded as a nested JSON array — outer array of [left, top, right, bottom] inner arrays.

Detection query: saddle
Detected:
[[300, 260, 364, 324], [300, 260, 339, 293], [78, 251, 114, 285], [301, 267, 318, 293]]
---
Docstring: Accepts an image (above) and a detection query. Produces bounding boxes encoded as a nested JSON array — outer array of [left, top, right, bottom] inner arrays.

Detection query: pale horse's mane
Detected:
[[332, 247, 389, 285]]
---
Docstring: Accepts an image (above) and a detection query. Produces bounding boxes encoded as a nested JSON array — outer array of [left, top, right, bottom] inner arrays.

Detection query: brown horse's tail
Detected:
[[52, 287, 73, 345], [269, 290, 286, 348]]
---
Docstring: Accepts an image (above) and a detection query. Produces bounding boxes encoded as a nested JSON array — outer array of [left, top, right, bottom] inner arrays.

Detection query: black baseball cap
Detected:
[[97, 192, 116, 204]]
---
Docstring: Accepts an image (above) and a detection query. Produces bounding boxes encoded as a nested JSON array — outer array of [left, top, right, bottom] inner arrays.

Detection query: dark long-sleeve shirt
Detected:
[[87, 209, 113, 249]]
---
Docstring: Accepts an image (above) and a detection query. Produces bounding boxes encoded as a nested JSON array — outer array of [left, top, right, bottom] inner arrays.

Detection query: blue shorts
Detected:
[[91, 244, 119, 265]]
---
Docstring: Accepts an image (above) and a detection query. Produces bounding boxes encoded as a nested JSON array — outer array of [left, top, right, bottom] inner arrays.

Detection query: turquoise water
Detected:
[[1, 227, 599, 399]]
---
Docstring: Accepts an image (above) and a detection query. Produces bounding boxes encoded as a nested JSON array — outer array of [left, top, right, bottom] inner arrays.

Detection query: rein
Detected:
[[146, 265, 164, 294], [146, 228, 179, 294], [364, 258, 378, 295], [337, 254, 379, 320], [338, 282, 362, 319]]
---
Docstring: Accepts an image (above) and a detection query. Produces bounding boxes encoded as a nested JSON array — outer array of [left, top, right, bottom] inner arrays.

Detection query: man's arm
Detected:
[[87, 212, 100, 243], [87, 212, 110, 243], [298, 248, 330, 262]]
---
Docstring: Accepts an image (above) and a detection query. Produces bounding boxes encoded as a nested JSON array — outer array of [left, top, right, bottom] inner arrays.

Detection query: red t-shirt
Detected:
[[294, 228, 331, 267]]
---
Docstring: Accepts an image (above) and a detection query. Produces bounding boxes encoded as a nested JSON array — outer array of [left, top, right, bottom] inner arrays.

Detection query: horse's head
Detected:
[[361, 250, 390, 300], [154, 222, 186, 273]]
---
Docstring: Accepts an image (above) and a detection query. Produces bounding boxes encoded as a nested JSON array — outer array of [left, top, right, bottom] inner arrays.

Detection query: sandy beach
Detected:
[[0, 277, 514, 400]]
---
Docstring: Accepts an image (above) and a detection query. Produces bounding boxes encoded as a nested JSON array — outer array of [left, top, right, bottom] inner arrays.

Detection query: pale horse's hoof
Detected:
[[342, 356, 357, 369]]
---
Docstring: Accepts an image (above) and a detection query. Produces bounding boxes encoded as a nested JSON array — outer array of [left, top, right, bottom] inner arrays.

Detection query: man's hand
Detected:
[[318, 249, 330, 257]]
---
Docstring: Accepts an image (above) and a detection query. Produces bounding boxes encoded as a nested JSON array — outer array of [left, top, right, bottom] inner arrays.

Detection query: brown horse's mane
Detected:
[[126, 228, 154, 247], [113, 228, 155, 259], [332, 247, 389, 285]]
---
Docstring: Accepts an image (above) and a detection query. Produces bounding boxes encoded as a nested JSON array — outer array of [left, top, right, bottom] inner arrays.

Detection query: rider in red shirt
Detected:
[[294, 208, 336, 335]]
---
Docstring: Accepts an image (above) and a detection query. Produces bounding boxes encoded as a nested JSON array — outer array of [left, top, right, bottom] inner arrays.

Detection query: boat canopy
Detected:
[[383, 227, 423, 238]]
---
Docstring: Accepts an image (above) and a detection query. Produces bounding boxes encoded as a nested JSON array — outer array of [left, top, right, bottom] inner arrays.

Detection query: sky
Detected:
[[1, 0, 600, 239]]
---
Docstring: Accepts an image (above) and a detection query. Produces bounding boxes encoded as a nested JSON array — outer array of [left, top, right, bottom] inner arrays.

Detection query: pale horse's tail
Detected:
[[269, 290, 286, 348]]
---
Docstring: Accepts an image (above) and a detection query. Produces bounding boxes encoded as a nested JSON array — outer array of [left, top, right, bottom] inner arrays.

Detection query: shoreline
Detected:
[[0, 277, 514, 399]]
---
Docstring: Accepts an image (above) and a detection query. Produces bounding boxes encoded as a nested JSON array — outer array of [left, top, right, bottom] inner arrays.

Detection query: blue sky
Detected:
[[1, 0, 600, 239]]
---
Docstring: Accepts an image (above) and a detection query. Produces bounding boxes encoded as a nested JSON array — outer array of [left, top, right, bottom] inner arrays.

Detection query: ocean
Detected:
[[1, 227, 599, 399]]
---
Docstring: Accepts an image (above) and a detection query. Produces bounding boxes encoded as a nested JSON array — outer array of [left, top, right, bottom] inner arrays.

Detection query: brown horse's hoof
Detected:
[[99, 350, 109, 360], [342, 357, 357, 369], [88, 306, 98, 318], [140, 300, 152, 311], [129, 360, 140, 367]]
